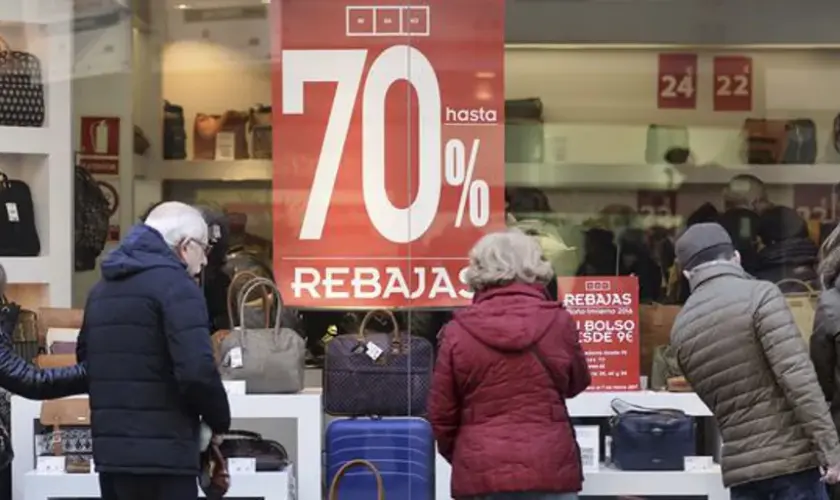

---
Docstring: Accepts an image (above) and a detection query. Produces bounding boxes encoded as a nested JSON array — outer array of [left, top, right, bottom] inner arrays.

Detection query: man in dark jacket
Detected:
[[77, 201, 231, 500]]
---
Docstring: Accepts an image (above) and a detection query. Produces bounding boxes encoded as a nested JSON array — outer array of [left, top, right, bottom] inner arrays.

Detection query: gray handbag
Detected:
[[218, 276, 306, 394]]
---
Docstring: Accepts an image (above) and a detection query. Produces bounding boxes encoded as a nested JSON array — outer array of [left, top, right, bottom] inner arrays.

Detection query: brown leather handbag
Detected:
[[194, 114, 222, 160], [39, 399, 92, 473], [328, 459, 385, 500], [743, 118, 788, 164], [199, 443, 230, 500], [219, 110, 249, 160]]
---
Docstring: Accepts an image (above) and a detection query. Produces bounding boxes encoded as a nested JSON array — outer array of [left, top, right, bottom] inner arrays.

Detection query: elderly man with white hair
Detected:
[[76, 201, 230, 500]]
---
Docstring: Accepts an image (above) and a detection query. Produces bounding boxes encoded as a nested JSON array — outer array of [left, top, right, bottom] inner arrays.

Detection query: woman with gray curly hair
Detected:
[[428, 229, 590, 500]]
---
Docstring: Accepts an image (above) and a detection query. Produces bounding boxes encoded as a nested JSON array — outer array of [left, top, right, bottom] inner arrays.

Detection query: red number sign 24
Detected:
[[657, 53, 697, 110]]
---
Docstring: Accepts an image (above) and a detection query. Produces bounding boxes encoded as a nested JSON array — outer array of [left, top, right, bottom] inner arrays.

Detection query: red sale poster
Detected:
[[657, 53, 697, 110], [557, 276, 641, 391], [271, 1, 505, 308], [713, 55, 752, 112]]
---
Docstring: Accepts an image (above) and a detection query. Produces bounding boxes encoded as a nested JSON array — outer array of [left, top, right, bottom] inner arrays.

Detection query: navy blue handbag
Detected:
[[610, 398, 695, 471]]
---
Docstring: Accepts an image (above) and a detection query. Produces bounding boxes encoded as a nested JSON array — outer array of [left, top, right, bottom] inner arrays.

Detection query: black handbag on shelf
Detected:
[[0, 172, 39, 256], [163, 100, 187, 159], [0, 37, 45, 128], [218, 430, 290, 471], [610, 398, 696, 471]]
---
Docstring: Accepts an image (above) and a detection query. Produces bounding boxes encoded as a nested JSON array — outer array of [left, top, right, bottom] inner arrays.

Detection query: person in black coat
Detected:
[[77, 202, 230, 500]]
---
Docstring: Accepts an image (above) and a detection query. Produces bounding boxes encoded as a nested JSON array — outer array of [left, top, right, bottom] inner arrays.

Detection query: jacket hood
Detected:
[[100, 224, 187, 281], [454, 283, 559, 352]]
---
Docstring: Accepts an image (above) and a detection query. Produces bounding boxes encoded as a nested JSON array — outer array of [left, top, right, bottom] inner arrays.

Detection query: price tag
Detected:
[[657, 53, 697, 109], [228, 457, 257, 474], [273, 0, 505, 309], [5, 203, 18, 222], [229, 347, 243, 368], [684, 456, 715, 471], [36, 456, 65, 474], [89, 458, 96, 474], [365, 342, 383, 361], [215, 132, 235, 161], [713, 55, 752, 112]]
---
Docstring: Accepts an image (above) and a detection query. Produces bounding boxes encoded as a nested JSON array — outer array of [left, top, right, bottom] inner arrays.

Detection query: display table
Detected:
[[435, 391, 730, 500], [22, 471, 292, 500], [11, 390, 321, 500]]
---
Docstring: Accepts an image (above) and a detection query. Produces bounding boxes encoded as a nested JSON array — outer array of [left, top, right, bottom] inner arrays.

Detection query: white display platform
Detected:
[[23, 471, 291, 500], [435, 391, 730, 500], [12, 391, 321, 500]]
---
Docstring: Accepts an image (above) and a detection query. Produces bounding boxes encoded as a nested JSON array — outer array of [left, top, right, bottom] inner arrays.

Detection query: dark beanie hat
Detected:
[[675, 222, 735, 271], [758, 206, 808, 243]]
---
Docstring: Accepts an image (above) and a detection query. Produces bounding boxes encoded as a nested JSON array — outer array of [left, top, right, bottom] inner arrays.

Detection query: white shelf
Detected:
[[143, 160, 272, 181], [0, 127, 51, 155], [0, 257, 51, 284], [581, 464, 727, 496], [507, 162, 840, 188], [0, 0, 71, 24], [567, 390, 712, 417], [23, 470, 291, 500]]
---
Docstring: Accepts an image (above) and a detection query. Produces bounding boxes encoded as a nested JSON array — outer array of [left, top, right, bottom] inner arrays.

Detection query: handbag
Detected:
[[0, 36, 45, 127], [218, 430, 289, 471], [0, 296, 37, 360], [163, 101, 187, 159], [249, 105, 272, 159], [194, 114, 222, 160], [323, 310, 434, 417], [609, 398, 695, 471], [0, 172, 39, 256], [743, 118, 788, 164], [328, 459, 385, 500], [646, 125, 689, 164], [218, 110, 250, 160], [199, 443, 230, 500], [38, 399, 92, 473], [217, 276, 306, 394], [776, 278, 817, 344]]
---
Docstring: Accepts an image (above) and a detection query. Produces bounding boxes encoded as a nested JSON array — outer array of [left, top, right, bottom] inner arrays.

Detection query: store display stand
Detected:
[[0, 0, 73, 304], [435, 391, 731, 500], [11, 391, 322, 500]]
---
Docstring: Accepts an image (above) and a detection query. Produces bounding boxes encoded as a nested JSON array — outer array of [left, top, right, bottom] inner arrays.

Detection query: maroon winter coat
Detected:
[[428, 283, 590, 498]]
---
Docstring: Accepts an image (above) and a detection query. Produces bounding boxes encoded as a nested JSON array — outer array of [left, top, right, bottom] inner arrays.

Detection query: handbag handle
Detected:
[[220, 430, 290, 462], [357, 310, 401, 351], [0, 36, 9, 54], [227, 271, 270, 328], [328, 459, 385, 500], [237, 277, 284, 347], [610, 397, 686, 418]]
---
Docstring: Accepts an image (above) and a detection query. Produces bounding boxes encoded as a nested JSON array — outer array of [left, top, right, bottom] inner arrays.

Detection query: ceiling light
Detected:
[[176, 4, 188, 9]]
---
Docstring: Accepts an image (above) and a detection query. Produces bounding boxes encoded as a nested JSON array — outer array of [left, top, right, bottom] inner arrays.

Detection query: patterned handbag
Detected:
[[323, 310, 434, 417], [38, 399, 92, 473], [0, 36, 45, 127], [249, 105, 272, 159]]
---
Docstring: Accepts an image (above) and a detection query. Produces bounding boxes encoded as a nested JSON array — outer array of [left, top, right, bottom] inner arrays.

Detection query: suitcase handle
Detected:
[[328, 459, 385, 500]]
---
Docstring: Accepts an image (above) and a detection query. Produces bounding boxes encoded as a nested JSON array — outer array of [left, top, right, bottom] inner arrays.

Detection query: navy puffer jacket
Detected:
[[77, 224, 230, 475]]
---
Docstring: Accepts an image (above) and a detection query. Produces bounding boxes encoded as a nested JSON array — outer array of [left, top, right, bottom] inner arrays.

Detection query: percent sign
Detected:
[[444, 138, 489, 227]]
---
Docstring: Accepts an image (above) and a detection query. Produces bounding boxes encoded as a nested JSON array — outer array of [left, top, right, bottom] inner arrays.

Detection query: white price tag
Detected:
[[684, 456, 715, 471], [215, 132, 235, 161], [574, 425, 600, 472], [5, 203, 18, 222], [227, 457, 256, 474], [365, 342, 383, 361], [229, 347, 243, 368], [89, 458, 95, 473], [36, 456, 65, 474]]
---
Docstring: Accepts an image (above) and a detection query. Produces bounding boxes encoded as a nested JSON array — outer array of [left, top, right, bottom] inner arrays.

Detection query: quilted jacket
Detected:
[[811, 275, 840, 432], [428, 283, 590, 498], [671, 261, 840, 488], [77, 224, 230, 475]]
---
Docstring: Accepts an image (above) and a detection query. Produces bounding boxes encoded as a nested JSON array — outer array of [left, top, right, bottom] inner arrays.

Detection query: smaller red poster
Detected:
[[713, 55, 752, 112], [657, 53, 697, 109], [79, 116, 120, 174], [557, 276, 640, 392]]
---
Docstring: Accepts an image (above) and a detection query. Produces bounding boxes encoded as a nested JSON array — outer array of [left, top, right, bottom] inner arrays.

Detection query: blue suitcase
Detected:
[[326, 418, 434, 499]]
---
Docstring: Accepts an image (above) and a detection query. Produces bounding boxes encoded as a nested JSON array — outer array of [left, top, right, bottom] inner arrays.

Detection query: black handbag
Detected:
[[0, 172, 39, 256], [0, 37, 45, 127], [218, 430, 290, 471], [163, 100, 187, 159], [610, 398, 695, 471]]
